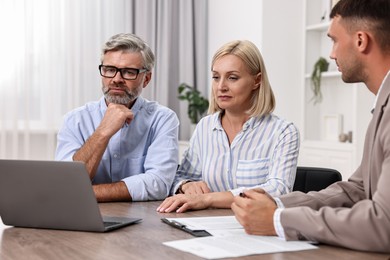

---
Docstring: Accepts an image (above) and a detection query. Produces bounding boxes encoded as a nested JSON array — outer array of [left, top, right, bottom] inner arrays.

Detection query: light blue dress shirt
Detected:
[[55, 96, 179, 201], [172, 112, 300, 196]]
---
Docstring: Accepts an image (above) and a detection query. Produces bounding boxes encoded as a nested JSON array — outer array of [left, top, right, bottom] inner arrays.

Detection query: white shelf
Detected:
[[302, 140, 353, 152], [305, 70, 341, 79], [306, 22, 330, 32]]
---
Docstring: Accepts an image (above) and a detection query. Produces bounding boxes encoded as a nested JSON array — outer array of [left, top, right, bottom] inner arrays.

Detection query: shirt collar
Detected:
[[372, 70, 390, 113], [211, 111, 260, 131], [212, 111, 223, 131]]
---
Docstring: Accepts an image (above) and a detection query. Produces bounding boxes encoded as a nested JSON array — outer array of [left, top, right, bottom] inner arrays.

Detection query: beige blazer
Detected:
[[279, 73, 390, 253]]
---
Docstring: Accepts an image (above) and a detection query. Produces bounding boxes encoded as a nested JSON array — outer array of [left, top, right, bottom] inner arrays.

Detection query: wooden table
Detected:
[[0, 201, 389, 260]]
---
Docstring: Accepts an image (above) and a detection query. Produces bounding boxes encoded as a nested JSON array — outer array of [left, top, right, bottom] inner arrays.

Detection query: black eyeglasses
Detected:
[[99, 65, 148, 80]]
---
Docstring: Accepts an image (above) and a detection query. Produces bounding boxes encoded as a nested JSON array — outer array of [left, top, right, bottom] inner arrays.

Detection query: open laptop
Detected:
[[0, 159, 141, 232]]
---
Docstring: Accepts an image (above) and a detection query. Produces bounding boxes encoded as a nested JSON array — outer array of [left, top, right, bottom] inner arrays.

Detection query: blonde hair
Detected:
[[208, 40, 275, 117]]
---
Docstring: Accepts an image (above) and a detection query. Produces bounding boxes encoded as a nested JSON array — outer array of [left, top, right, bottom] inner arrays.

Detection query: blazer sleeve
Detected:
[[279, 173, 390, 252], [278, 104, 390, 253], [278, 170, 365, 210]]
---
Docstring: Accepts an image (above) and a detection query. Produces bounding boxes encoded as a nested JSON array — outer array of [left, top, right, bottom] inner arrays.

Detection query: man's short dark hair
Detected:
[[330, 0, 390, 53]]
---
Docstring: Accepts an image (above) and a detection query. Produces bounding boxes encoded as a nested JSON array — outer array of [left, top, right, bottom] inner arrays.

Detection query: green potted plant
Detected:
[[310, 57, 329, 104], [178, 83, 209, 124]]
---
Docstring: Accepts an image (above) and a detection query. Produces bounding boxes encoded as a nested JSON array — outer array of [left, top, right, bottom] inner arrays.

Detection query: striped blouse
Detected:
[[171, 112, 300, 196]]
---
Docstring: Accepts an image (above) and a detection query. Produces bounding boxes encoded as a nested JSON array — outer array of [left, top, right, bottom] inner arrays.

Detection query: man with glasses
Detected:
[[56, 33, 179, 202]]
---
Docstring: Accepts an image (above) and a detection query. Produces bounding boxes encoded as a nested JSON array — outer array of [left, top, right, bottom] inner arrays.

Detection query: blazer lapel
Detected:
[[368, 74, 390, 196], [371, 75, 390, 141]]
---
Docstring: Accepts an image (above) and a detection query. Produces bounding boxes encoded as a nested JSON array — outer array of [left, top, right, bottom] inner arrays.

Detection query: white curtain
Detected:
[[134, 0, 208, 140], [0, 0, 207, 160]]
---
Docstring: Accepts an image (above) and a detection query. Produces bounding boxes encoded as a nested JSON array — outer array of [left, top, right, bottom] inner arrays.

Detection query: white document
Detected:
[[164, 216, 242, 231], [164, 234, 317, 259], [163, 216, 317, 259]]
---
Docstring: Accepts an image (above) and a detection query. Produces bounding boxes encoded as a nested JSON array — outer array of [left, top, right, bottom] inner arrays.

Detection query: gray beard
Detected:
[[102, 86, 139, 106]]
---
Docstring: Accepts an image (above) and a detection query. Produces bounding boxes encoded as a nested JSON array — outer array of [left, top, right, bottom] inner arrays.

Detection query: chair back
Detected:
[[293, 166, 342, 193]]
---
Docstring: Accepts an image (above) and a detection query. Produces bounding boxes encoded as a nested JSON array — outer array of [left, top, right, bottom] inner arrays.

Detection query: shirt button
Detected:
[[114, 154, 118, 158]]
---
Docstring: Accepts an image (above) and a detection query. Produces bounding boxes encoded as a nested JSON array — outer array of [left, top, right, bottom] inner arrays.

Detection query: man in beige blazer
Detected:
[[231, 0, 390, 253]]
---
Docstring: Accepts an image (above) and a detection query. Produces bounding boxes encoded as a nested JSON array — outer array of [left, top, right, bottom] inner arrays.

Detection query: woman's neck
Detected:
[[221, 110, 250, 145]]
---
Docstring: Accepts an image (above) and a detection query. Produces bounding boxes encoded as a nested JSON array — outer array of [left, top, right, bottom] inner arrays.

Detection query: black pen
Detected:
[[239, 192, 247, 198], [170, 220, 186, 228]]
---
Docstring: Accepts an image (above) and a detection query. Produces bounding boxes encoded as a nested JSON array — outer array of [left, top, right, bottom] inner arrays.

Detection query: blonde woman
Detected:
[[157, 40, 299, 213]]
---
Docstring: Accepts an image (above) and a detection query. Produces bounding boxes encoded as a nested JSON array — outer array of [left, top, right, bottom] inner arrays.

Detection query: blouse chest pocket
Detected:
[[236, 158, 270, 187]]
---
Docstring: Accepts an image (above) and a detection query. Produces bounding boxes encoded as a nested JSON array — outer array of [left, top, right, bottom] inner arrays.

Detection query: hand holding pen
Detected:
[[239, 188, 267, 198], [232, 188, 278, 236]]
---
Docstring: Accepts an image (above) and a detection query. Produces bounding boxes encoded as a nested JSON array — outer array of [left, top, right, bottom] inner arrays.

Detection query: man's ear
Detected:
[[356, 31, 369, 53], [143, 72, 152, 88]]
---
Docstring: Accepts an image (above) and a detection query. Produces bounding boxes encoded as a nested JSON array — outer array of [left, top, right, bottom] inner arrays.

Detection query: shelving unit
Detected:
[[299, 0, 374, 180]]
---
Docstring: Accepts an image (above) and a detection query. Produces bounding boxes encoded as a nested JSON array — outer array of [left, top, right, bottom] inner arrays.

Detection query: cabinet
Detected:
[[299, 0, 374, 180]]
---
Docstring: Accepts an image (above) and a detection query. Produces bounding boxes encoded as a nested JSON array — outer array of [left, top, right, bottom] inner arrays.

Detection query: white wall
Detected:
[[207, 0, 304, 130], [207, 0, 263, 61], [261, 0, 304, 128]]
